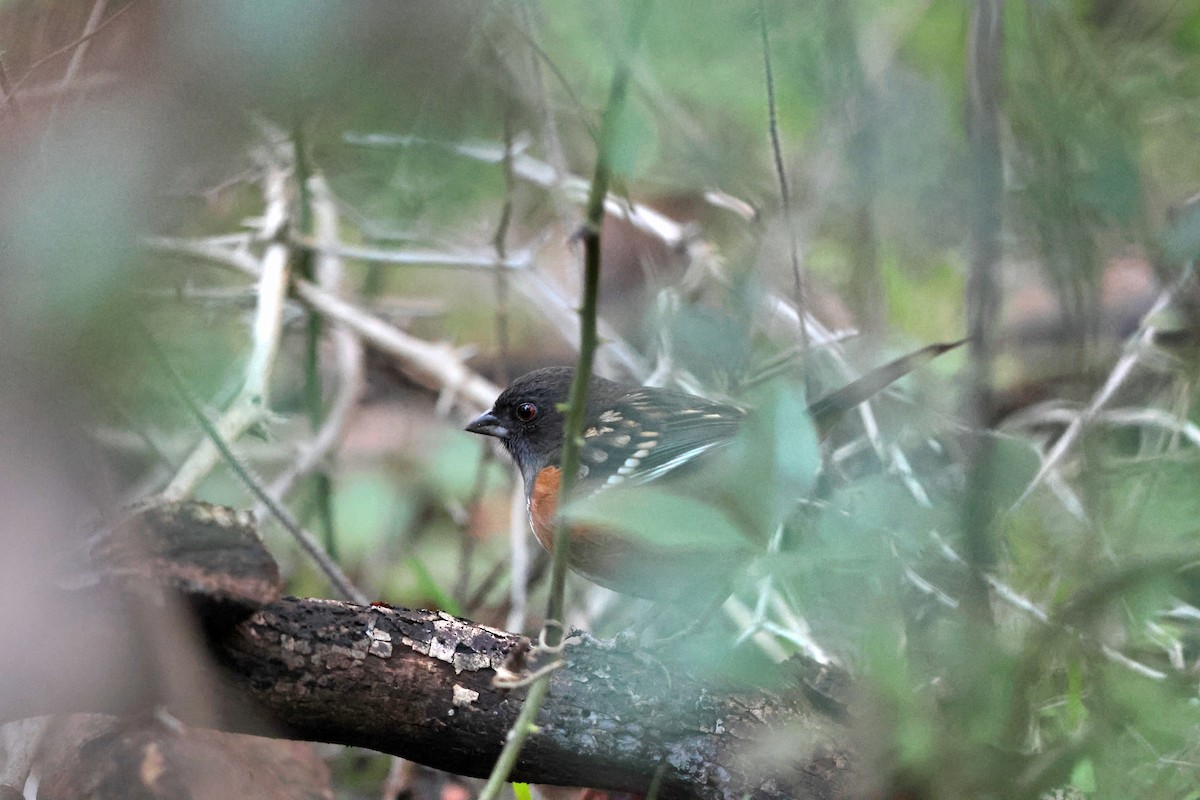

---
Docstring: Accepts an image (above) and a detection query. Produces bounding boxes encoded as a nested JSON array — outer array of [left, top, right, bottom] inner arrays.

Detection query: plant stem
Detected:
[[475, 3, 653, 797]]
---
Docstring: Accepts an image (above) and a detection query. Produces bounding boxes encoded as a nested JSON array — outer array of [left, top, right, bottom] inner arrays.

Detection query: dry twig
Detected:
[[145, 235, 500, 412], [259, 175, 366, 508], [161, 164, 291, 502]]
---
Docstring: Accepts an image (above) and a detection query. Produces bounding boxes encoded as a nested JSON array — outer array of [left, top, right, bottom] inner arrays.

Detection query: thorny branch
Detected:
[[143, 143, 367, 604], [962, 0, 1005, 620], [340, 133, 918, 498], [477, 3, 652, 797], [1, 0, 140, 112], [1012, 264, 1196, 509], [145, 234, 500, 411], [141, 326, 367, 604], [48, 0, 108, 107], [758, 0, 810, 369], [258, 175, 366, 511], [161, 163, 291, 502]]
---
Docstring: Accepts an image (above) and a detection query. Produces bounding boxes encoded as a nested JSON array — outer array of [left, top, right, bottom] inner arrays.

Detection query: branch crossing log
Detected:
[[1, 503, 856, 800]]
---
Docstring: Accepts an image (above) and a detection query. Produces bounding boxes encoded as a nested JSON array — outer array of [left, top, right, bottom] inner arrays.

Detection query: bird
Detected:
[[465, 367, 793, 602], [467, 343, 965, 602]]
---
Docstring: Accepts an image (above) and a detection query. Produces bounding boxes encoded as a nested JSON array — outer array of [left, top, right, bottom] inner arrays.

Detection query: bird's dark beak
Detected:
[[465, 411, 508, 439]]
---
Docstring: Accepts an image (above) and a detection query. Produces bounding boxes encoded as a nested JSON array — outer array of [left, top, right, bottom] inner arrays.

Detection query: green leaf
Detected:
[[717, 380, 821, 532], [983, 434, 1042, 514], [1070, 758, 1097, 794], [564, 486, 748, 551]]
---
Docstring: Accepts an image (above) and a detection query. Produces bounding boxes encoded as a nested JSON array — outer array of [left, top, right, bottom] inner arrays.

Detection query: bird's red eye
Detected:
[[515, 402, 538, 422]]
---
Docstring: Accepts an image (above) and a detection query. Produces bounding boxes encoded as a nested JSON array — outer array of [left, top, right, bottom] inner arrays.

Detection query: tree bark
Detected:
[[0, 502, 858, 800], [217, 600, 856, 800]]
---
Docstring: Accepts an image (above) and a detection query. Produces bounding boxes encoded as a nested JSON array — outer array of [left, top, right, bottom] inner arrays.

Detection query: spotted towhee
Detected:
[[465, 367, 793, 602], [468, 345, 964, 601]]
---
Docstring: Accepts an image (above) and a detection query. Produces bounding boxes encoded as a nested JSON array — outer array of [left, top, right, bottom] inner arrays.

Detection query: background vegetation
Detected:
[[3, 1, 1200, 798]]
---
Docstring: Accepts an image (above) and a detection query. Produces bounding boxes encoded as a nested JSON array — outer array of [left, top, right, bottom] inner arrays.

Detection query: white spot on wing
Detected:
[[599, 410, 623, 423], [617, 457, 641, 475], [624, 441, 732, 484]]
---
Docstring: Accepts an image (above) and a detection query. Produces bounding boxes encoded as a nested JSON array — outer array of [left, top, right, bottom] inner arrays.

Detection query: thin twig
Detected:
[[289, 276, 500, 411], [721, 597, 793, 664], [0, 56, 14, 112], [504, 482, 532, 632], [145, 236, 500, 411], [494, 107, 517, 377], [140, 325, 367, 604], [761, 281, 943, 510], [517, 269, 648, 379], [929, 532, 1169, 681], [547, 36, 634, 624], [258, 176, 366, 509], [453, 106, 519, 606], [477, 4, 653, 797], [1012, 265, 1193, 509], [757, 0, 810, 369], [161, 165, 291, 501], [49, 0, 108, 113], [3, 71, 120, 107], [288, 236, 533, 270], [343, 134, 694, 249], [293, 132, 339, 554], [293, 128, 324, 424], [2, 0, 140, 111], [961, 0, 1006, 622], [0, 717, 50, 797], [1003, 404, 1200, 449], [514, 0, 575, 172], [453, 447, 492, 605], [1100, 645, 1167, 680], [757, 289, 884, 437]]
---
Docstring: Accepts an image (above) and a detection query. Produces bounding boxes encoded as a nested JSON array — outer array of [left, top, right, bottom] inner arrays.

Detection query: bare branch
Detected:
[[344, 134, 696, 249], [260, 175, 366, 508], [290, 236, 533, 271], [758, 0, 810, 357], [0, 502, 854, 800], [929, 532, 1172, 681], [1012, 265, 1195, 509], [0, 716, 49, 797], [52, 0, 108, 100], [145, 236, 500, 412], [516, 269, 649, 379], [2, 0, 140, 112], [161, 165, 291, 502]]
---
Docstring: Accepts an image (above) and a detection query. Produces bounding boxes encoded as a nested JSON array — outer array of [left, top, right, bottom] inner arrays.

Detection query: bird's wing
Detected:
[[577, 388, 745, 489]]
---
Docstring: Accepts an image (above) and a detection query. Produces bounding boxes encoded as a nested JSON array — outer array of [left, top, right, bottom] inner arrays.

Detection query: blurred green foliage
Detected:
[[5, 0, 1200, 797]]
